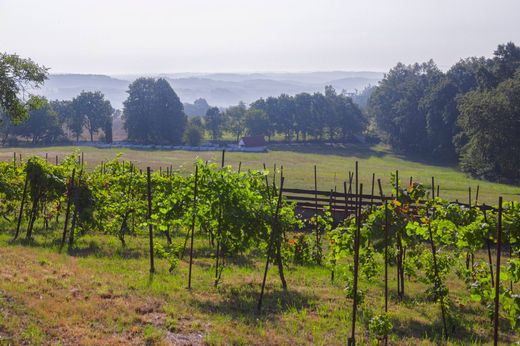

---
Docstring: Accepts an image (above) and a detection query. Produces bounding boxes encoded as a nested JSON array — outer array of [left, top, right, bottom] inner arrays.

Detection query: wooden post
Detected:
[[314, 165, 319, 254], [370, 173, 375, 210], [221, 149, 225, 168], [13, 152, 16, 166], [469, 187, 472, 207], [14, 175, 28, 240], [475, 185, 480, 205], [437, 185, 440, 198], [485, 206, 495, 287], [349, 183, 362, 346], [377, 178, 384, 199], [60, 169, 75, 249], [188, 165, 199, 289], [45, 153, 48, 163], [147, 167, 155, 273], [238, 161, 242, 173], [257, 177, 285, 313], [384, 199, 389, 346], [493, 197, 503, 346], [55, 155, 58, 165], [428, 214, 448, 339]]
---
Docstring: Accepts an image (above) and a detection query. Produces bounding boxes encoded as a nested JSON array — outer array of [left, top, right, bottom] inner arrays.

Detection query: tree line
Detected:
[[2, 43, 520, 183], [202, 87, 366, 143], [368, 42, 520, 183]]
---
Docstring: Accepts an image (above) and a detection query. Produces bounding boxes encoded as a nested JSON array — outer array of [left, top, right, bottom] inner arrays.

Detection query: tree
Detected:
[[294, 93, 313, 141], [13, 98, 64, 144], [71, 91, 114, 142], [336, 94, 365, 142], [204, 106, 224, 140], [184, 98, 210, 117], [123, 78, 187, 144], [183, 124, 203, 146], [225, 102, 247, 142], [457, 71, 520, 182], [245, 109, 270, 136], [368, 61, 443, 155], [0, 53, 47, 123]]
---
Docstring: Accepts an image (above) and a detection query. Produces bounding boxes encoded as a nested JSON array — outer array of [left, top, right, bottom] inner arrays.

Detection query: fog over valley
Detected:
[[36, 71, 383, 109]]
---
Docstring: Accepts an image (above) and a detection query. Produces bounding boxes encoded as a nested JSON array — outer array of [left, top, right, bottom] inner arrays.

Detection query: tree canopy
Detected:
[[0, 53, 48, 123], [123, 78, 187, 144]]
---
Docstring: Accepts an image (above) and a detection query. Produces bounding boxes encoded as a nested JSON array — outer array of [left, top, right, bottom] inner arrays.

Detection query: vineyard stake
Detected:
[[395, 170, 402, 299], [437, 185, 440, 198], [483, 206, 494, 287], [475, 185, 480, 205], [68, 170, 83, 249], [384, 199, 389, 346], [60, 168, 75, 250], [147, 167, 155, 273], [14, 174, 28, 241], [431, 177, 435, 199], [13, 152, 16, 167], [238, 161, 242, 173], [314, 165, 319, 261], [188, 165, 199, 289], [427, 211, 448, 339], [55, 155, 58, 165], [370, 173, 375, 210], [257, 176, 284, 313], [221, 149, 225, 168], [493, 197, 503, 346], [377, 178, 384, 199], [469, 187, 472, 207], [349, 183, 362, 346]]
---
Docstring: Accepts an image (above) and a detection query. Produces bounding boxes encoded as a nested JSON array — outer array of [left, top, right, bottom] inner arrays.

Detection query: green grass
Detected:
[[0, 143, 518, 203], [0, 224, 517, 345]]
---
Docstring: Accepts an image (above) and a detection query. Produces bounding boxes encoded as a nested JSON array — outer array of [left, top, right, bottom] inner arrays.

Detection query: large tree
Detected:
[[71, 91, 113, 142], [245, 109, 270, 137], [0, 53, 47, 123], [457, 71, 520, 182], [225, 102, 247, 142], [368, 60, 443, 155], [13, 98, 64, 144], [204, 106, 224, 140], [123, 78, 187, 144]]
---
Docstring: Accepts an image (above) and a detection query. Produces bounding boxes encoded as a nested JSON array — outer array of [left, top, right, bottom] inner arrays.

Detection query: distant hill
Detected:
[[35, 71, 384, 109]]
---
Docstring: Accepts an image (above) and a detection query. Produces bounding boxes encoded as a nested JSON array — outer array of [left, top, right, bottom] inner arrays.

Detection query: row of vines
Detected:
[[0, 152, 518, 344]]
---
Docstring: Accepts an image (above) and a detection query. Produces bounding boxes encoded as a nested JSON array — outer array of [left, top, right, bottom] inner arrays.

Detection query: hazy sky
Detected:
[[1, 0, 519, 74]]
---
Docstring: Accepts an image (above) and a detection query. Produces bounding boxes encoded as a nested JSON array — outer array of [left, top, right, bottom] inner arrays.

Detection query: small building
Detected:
[[238, 135, 267, 152]]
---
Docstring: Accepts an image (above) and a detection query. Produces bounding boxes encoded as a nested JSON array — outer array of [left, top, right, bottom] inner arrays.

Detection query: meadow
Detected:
[[0, 143, 518, 204]]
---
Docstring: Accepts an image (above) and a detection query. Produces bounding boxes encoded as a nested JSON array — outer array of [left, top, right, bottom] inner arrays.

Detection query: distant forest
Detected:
[[1, 42, 519, 183]]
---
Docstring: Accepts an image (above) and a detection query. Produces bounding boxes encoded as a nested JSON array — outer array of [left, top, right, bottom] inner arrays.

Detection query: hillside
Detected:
[[34, 72, 383, 109]]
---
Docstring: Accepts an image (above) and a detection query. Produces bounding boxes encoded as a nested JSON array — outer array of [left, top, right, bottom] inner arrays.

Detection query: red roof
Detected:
[[240, 135, 266, 147]]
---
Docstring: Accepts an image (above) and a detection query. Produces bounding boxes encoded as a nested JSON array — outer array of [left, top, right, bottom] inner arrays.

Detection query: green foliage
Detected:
[[124, 78, 187, 144], [0, 52, 48, 123], [71, 91, 113, 142], [183, 123, 203, 146], [368, 313, 393, 341]]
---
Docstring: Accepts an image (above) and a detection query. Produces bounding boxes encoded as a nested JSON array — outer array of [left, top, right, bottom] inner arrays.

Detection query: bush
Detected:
[[183, 124, 203, 146]]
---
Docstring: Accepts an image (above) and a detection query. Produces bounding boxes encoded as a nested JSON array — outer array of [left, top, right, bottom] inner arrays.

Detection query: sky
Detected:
[[1, 0, 519, 75]]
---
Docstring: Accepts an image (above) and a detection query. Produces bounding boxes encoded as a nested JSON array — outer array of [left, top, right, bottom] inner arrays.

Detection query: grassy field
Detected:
[[0, 143, 518, 204], [0, 144, 519, 345], [0, 229, 517, 345]]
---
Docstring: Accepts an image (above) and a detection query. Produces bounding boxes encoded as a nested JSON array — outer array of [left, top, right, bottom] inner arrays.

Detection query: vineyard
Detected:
[[0, 150, 519, 345]]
